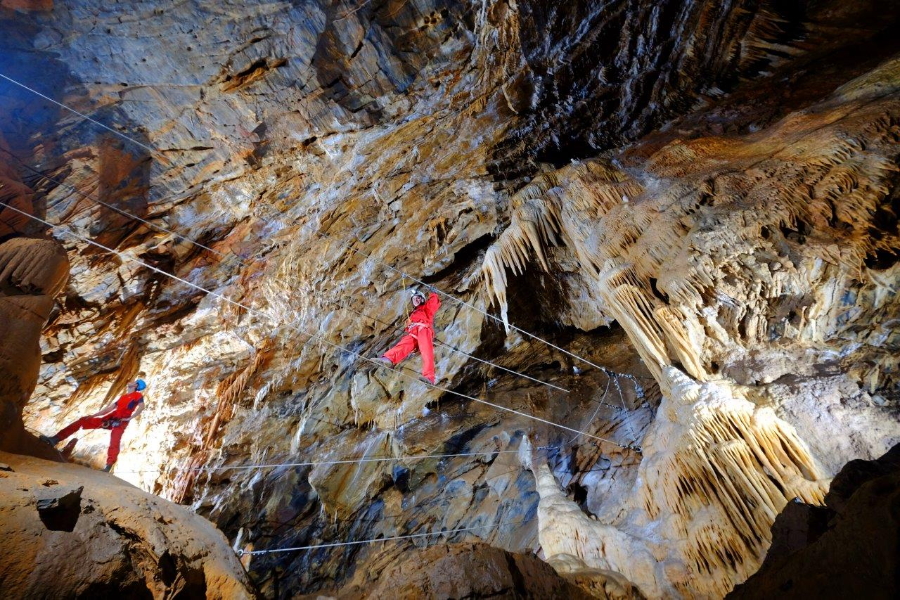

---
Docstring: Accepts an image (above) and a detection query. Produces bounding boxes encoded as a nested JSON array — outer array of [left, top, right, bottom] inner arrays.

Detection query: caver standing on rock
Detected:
[[41, 379, 147, 472], [379, 289, 440, 384]]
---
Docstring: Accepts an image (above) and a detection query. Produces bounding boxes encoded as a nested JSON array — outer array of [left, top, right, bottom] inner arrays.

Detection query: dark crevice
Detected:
[[421, 233, 495, 284]]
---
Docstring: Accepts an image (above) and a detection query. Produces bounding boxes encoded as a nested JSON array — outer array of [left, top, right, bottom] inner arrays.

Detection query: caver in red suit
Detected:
[[44, 379, 146, 471], [382, 290, 440, 384]]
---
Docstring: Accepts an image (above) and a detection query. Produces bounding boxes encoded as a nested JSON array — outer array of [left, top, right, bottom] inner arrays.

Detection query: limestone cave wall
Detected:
[[1, 0, 898, 598]]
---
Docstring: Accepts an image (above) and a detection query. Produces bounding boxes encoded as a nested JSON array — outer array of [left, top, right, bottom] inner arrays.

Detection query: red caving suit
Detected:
[[53, 391, 144, 467], [382, 293, 440, 384]]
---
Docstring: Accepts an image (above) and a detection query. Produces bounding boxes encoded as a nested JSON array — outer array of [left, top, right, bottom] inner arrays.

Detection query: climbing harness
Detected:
[[340, 303, 570, 393]]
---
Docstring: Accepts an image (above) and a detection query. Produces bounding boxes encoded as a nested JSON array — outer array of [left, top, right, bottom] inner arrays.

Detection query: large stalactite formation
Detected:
[[1, 0, 899, 598]]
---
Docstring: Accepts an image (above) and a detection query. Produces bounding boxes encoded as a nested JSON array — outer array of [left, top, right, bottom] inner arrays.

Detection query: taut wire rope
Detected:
[[0, 136, 577, 396], [116, 447, 553, 475], [1, 202, 640, 451], [0, 70, 645, 401]]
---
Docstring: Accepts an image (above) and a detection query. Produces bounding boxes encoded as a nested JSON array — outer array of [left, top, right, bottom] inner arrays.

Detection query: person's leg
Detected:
[[54, 415, 104, 441], [382, 334, 417, 365], [416, 328, 435, 384], [106, 424, 127, 468]]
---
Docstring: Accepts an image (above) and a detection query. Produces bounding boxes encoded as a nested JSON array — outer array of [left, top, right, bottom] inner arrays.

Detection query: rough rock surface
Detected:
[[0, 0, 898, 598], [0, 236, 70, 456], [0, 450, 255, 598], [304, 542, 609, 599], [728, 444, 900, 599]]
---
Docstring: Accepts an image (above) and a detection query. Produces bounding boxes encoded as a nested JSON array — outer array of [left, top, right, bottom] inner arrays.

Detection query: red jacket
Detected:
[[111, 391, 144, 418], [406, 294, 440, 332]]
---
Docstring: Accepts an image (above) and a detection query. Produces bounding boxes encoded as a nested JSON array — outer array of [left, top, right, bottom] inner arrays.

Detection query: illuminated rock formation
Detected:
[[0, 451, 254, 598], [0, 236, 69, 455], [1, 0, 898, 597], [523, 366, 833, 597], [482, 57, 900, 391]]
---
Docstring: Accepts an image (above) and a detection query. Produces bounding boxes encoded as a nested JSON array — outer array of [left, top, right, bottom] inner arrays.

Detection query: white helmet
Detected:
[[410, 289, 426, 303]]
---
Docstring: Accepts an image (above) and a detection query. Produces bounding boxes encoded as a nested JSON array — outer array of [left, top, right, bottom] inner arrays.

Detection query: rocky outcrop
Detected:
[[728, 444, 900, 599], [0, 228, 255, 597], [0, 236, 69, 457], [0, 450, 255, 598], [306, 542, 618, 599]]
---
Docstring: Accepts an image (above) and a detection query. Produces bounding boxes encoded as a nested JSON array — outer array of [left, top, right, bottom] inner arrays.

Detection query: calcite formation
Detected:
[[1, 0, 898, 598], [482, 58, 900, 390], [522, 367, 830, 597]]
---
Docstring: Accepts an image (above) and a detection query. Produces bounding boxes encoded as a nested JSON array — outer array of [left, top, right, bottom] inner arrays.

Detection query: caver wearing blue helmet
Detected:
[[41, 378, 147, 472]]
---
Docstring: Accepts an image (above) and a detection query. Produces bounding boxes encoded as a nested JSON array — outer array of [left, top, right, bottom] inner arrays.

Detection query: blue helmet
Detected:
[[134, 379, 147, 392]]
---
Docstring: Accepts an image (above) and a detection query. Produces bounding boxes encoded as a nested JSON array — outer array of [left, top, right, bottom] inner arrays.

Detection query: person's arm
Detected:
[[126, 401, 144, 421], [92, 400, 118, 418], [424, 293, 441, 319]]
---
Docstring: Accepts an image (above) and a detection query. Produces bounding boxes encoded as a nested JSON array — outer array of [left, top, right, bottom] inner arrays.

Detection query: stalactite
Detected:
[[166, 342, 270, 503], [480, 84, 900, 394], [523, 366, 829, 598], [640, 367, 829, 596]]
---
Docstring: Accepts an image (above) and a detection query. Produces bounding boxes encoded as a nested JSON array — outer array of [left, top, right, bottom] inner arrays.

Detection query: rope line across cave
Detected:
[[2, 138, 578, 398], [115, 447, 554, 475], [0, 70, 644, 400], [1, 202, 641, 452], [237, 524, 495, 556]]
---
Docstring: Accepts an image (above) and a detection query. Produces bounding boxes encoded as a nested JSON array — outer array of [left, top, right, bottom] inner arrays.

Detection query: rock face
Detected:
[[307, 542, 618, 600], [1, 0, 899, 598], [728, 444, 900, 599], [0, 236, 70, 457], [520, 367, 831, 597], [0, 450, 255, 598]]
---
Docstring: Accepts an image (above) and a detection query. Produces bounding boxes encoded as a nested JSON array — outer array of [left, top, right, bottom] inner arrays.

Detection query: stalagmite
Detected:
[[518, 436, 671, 598]]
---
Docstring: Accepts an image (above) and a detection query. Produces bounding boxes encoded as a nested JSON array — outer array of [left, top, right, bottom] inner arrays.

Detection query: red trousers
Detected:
[[55, 416, 128, 466], [383, 325, 435, 383]]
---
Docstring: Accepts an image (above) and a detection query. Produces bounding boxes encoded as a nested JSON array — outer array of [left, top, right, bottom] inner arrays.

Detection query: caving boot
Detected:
[[39, 434, 60, 447]]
